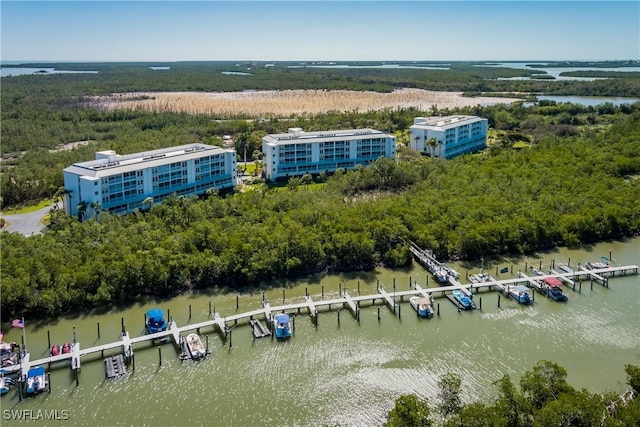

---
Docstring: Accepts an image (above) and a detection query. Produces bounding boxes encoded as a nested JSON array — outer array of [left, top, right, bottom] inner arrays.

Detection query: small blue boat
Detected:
[[509, 285, 532, 305], [146, 308, 168, 334], [274, 314, 292, 340], [452, 290, 475, 310], [25, 366, 47, 395]]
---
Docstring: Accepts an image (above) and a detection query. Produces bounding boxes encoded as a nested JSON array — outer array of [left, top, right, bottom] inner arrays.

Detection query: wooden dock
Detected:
[[249, 319, 271, 338], [104, 355, 127, 379], [4, 263, 636, 382], [549, 268, 576, 287]]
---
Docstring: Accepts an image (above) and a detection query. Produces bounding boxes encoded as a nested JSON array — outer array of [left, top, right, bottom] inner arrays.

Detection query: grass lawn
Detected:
[[1, 199, 55, 215]]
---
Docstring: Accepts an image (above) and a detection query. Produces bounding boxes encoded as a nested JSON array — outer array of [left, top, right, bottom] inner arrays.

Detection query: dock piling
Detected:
[[496, 266, 498, 276], [158, 346, 162, 366], [479, 297, 483, 310], [498, 294, 501, 308], [48, 373, 52, 393], [322, 285, 325, 298], [209, 301, 212, 315], [189, 305, 192, 320], [97, 322, 100, 339], [339, 282, 342, 295], [398, 304, 401, 319], [532, 289, 535, 301], [358, 281, 360, 295], [121, 317, 125, 334], [378, 307, 381, 321], [568, 257, 571, 267], [525, 262, 528, 271], [236, 294, 239, 310], [229, 330, 233, 348], [539, 260, 542, 270], [437, 303, 440, 316], [552, 259, 555, 269], [206, 335, 209, 354], [47, 330, 51, 349], [132, 353, 136, 372], [292, 316, 296, 333], [337, 310, 341, 326], [282, 289, 285, 303], [579, 282, 582, 293]]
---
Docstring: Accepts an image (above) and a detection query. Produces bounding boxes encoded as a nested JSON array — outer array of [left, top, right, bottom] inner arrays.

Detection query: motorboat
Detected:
[[0, 341, 18, 368], [409, 296, 434, 318], [452, 290, 475, 310], [469, 273, 492, 284], [557, 265, 574, 275], [146, 308, 168, 334], [25, 366, 48, 395], [0, 370, 15, 395], [184, 333, 207, 360], [541, 277, 568, 302], [509, 285, 532, 305], [273, 314, 292, 339]]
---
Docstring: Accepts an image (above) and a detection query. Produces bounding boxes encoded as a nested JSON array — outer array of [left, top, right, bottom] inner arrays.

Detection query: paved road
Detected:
[[1, 204, 54, 236]]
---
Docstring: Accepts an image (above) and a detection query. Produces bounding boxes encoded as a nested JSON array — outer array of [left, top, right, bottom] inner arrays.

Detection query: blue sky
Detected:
[[1, 1, 638, 62]]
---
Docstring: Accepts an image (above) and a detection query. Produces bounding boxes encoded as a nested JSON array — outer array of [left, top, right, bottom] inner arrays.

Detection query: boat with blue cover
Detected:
[[273, 314, 292, 339], [146, 308, 168, 334], [509, 285, 532, 305], [409, 296, 434, 318], [25, 366, 48, 395], [452, 290, 475, 310]]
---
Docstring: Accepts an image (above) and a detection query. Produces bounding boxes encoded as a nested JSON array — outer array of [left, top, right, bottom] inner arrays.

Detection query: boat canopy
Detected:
[[147, 308, 165, 321], [27, 366, 45, 377], [415, 297, 431, 305], [274, 314, 290, 323], [543, 277, 563, 287]]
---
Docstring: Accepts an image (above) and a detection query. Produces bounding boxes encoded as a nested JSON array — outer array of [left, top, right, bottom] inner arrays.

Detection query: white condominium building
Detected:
[[409, 115, 488, 159], [63, 143, 237, 219], [262, 128, 396, 181]]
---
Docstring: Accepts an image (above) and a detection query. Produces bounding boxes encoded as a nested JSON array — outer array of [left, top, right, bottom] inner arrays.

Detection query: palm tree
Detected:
[[91, 201, 102, 221], [427, 137, 438, 157], [77, 201, 88, 222], [437, 139, 444, 158]]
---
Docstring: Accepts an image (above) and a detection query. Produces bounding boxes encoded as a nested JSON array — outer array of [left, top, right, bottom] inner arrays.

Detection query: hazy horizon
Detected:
[[1, 1, 638, 63]]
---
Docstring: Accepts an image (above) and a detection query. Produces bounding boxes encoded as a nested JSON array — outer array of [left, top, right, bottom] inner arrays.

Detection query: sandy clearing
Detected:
[[91, 88, 521, 117]]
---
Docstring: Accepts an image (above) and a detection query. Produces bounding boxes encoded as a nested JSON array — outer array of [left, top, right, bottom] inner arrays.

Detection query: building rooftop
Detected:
[[63, 143, 234, 178], [411, 115, 485, 129], [263, 128, 390, 146]]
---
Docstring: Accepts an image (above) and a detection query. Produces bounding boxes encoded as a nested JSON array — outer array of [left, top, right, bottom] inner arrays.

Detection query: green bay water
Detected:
[[1, 239, 639, 426]]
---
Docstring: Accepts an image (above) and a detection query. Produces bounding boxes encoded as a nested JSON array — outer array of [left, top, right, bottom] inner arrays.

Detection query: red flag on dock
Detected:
[[11, 319, 24, 328]]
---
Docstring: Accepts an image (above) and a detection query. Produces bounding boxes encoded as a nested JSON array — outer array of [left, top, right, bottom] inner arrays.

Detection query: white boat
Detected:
[[184, 333, 207, 360], [0, 369, 15, 395], [508, 285, 532, 305], [469, 273, 492, 284], [409, 296, 434, 318], [25, 366, 48, 395]]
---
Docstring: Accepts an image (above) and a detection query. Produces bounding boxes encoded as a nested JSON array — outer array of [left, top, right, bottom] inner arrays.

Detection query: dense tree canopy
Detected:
[[2, 113, 640, 320], [387, 361, 640, 427]]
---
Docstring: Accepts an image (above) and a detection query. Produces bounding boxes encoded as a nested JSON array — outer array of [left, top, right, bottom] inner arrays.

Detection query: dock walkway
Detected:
[[5, 263, 637, 379]]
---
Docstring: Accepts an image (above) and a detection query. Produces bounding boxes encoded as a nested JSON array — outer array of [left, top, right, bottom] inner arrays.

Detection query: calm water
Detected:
[[1, 239, 639, 426], [484, 62, 640, 81], [0, 68, 98, 78], [523, 95, 640, 107]]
